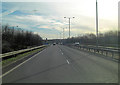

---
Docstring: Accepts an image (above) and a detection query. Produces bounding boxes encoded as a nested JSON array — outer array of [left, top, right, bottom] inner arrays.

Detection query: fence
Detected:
[[1, 45, 46, 60], [69, 44, 120, 60]]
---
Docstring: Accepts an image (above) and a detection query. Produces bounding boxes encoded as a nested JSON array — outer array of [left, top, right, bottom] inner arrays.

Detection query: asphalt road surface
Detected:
[[2, 45, 118, 83]]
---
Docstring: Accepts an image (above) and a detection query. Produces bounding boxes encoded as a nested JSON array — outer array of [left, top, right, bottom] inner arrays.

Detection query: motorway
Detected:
[[2, 45, 118, 83]]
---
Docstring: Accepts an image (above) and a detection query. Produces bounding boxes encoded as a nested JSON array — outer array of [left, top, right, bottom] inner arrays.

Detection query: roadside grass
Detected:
[[2, 47, 45, 67]]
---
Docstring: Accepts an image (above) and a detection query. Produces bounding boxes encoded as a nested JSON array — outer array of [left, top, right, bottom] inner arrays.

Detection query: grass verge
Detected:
[[2, 47, 46, 67]]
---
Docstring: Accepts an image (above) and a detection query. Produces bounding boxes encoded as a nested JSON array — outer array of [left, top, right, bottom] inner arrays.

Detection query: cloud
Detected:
[[15, 15, 57, 25], [34, 31, 60, 39], [2, 8, 17, 16], [2, 2, 118, 39], [38, 26, 49, 29]]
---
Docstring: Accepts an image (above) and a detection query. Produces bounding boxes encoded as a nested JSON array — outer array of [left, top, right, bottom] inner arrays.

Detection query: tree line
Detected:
[[65, 31, 119, 47], [2, 24, 43, 53]]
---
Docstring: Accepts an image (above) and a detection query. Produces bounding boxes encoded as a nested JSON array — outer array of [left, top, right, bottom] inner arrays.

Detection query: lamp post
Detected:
[[64, 17, 75, 39], [59, 32, 62, 44], [63, 28, 64, 39], [59, 32, 61, 39], [96, 0, 99, 47]]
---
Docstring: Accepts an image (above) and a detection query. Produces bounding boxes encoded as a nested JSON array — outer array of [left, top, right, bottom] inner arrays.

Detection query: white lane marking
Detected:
[[0, 49, 46, 78], [62, 53, 63, 55], [66, 60, 70, 64]]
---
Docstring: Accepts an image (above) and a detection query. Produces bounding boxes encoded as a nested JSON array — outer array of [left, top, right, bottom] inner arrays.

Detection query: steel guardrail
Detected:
[[1, 45, 46, 59], [69, 44, 119, 60]]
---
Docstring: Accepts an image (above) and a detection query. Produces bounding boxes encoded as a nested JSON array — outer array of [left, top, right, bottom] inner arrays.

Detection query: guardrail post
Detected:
[[1, 45, 46, 61], [101, 50, 103, 55], [70, 45, 119, 61], [112, 51, 114, 58], [106, 51, 108, 56]]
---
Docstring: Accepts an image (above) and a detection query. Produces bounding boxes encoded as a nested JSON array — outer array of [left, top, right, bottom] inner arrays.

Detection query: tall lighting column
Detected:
[[96, 0, 99, 47], [64, 17, 75, 38], [63, 28, 64, 39]]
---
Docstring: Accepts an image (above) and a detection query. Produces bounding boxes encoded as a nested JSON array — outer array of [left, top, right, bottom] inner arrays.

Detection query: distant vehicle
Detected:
[[60, 43, 63, 45], [74, 42, 80, 46], [53, 43, 56, 45]]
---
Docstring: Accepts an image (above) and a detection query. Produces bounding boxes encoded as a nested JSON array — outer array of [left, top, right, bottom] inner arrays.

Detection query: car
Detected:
[[74, 42, 80, 46], [53, 43, 56, 45]]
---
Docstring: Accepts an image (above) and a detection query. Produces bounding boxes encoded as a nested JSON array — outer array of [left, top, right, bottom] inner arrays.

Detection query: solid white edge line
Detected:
[[0, 49, 46, 78], [66, 60, 70, 64], [3, 48, 45, 68]]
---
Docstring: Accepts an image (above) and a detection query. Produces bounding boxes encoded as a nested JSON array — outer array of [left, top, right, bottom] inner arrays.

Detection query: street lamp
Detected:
[[59, 32, 62, 39], [62, 27, 67, 39], [58, 32, 62, 44], [63, 28, 64, 39], [64, 17, 75, 39], [96, 0, 99, 47]]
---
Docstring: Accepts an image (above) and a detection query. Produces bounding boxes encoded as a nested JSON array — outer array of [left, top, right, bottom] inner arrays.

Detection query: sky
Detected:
[[1, 0, 119, 39]]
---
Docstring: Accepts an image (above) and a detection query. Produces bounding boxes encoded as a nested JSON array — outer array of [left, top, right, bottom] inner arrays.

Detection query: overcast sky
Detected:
[[1, 0, 119, 39]]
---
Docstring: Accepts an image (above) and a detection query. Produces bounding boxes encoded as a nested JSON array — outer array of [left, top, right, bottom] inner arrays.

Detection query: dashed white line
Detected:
[[59, 49, 69, 64], [66, 60, 70, 64]]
